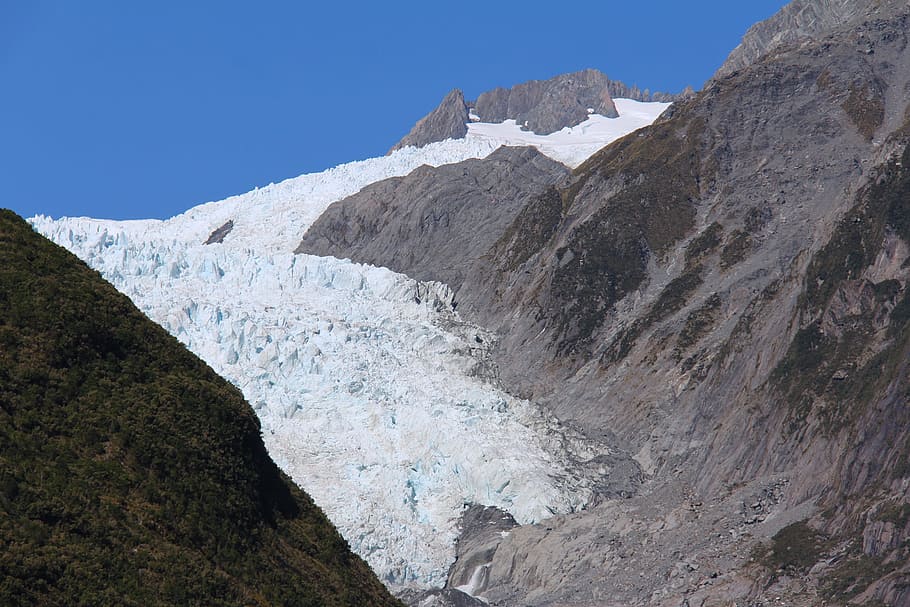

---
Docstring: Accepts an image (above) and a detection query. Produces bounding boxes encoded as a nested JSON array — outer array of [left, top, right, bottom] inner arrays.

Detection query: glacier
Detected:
[[31, 99, 668, 588]]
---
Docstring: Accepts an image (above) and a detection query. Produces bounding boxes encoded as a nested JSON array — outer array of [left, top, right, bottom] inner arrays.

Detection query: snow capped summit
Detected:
[[31, 97, 667, 588]]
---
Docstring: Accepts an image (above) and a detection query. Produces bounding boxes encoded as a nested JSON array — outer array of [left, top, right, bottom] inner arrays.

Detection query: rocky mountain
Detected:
[[23, 0, 910, 604], [716, 0, 902, 78], [471, 68, 620, 134], [296, 146, 571, 291], [0, 210, 400, 606], [297, 1, 910, 604], [390, 89, 470, 152], [390, 68, 678, 152], [31, 109, 668, 591]]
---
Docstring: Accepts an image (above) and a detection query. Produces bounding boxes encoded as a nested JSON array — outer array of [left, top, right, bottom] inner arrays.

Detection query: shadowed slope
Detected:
[[0, 210, 400, 607]]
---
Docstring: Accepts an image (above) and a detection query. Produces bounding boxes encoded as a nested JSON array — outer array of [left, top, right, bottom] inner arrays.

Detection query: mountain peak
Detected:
[[390, 69, 680, 152], [716, 0, 908, 79], [389, 88, 469, 153], [471, 68, 619, 136]]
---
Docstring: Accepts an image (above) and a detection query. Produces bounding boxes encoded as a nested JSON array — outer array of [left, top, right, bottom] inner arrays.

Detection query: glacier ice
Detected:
[[35, 218, 604, 586], [31, 101, 667, 588]]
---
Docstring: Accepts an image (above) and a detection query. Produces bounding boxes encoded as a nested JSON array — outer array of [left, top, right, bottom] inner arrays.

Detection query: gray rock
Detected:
[[445, 505, 518, 598], [204, 219, 233, 244], [715, 0, 907, 79], [397, 587, 487, 607], [474, 68, 619, 134], [389, 69, 687, 151], [389, 89, 469, 153], [298, 2, 910, 604], [296, 145, 570, 293], [604, 79, 681, 103]]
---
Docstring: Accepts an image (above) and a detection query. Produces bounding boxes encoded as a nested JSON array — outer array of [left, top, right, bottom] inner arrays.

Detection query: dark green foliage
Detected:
[[821, 544, 902, 601], [744, 206, 772, 234], [719, 229, 752, 269], [602, 265, 704, 364], [773, 322, 833, 385], [842, 82, 885, 142], [893, 433, 910, 481], [647, 266, 704, 324], [771, 314, 898, 429], [0, 210, 399, 607], [761, 521, 829, 574], [772, 143, 910, 427], [801, 207, 882, 315], [876, 502, 910, 527], [818, 69, 885, 142], [684, 222, 723, 267], [677, 293, 723, 352], [802, 144, 910, 315], [491, 186, 564, 271], [552, 117, 708, 354], [553, 211, 650, 356]]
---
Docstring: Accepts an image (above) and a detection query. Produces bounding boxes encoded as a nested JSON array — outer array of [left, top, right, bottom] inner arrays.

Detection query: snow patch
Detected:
[[463, 98, 670, 168]]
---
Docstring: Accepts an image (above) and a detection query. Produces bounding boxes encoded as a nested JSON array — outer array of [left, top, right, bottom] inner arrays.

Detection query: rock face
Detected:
[[389, 89, 469, 153], [472, 68, 619, 134], [204, 218, 234, 244], [389, 69, 680, 151], [297, 146, 571, 292], [604, 78, 682, 103], [300, 1, 910, 604], [716, 0, 905, 78]]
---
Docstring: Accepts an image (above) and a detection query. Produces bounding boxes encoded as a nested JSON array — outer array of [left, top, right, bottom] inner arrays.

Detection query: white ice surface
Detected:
[[30, 100, 666, 588], [465, 99, 670, 168]]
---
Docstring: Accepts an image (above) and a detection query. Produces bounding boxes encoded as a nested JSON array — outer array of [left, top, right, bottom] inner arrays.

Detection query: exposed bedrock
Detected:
[[389, 69, 682, 152], [306, 2, 910, 604]]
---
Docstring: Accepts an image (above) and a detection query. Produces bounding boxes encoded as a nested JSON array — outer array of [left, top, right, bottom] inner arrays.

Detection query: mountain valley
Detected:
[[16, 1, 910, 605]]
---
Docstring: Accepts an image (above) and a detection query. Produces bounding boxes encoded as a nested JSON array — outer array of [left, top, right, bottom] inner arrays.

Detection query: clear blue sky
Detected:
[[2, 1, 788, 220]]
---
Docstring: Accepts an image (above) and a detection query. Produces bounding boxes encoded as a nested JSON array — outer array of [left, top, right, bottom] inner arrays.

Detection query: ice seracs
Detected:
[[34, 217, 602, 587], [31, 98, 668, 588]]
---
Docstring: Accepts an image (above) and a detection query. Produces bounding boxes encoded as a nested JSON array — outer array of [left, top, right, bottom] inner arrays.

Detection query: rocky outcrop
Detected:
[[715, 0, 906, 79], [389, 89, 469, 153], [204, 219, 234, 244], [296, 146, 570, 291], [604, 79, 683, 103], [302, 2, 910, 604], [390, 69, 682, 151], [472, 68, 619, 134]]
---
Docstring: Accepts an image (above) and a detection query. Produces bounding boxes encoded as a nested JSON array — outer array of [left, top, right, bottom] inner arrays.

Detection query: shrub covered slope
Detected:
[[0, 210, 399, 606]]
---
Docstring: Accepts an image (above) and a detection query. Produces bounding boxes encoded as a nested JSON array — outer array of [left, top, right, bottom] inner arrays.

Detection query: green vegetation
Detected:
[[759, 521, 829, 574], [744, 206, 772, 234], [552, 116, 709, 355], [603, 265, 704, 364], [677, 293, 722, 352], [842, 82, 885, 142], [0, 211, 399, 606], [772, 143, 910, 428], [823, 552, 888, 600], [818, 68, 885, 142], [802, 144, 910, 314], [648, 266, 704, 323], [491, 186, 564, 271], [819, 538, 904, 602], [876, 502, 910, 528], [720, 229, 752, 269], [684, 222, 723, 267]]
